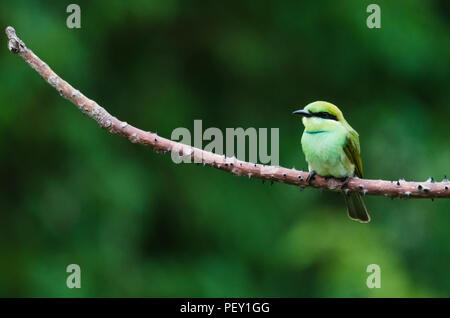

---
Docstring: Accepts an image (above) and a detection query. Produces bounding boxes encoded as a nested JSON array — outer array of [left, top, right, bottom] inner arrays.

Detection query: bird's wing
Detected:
[[343, 130, 363, 178]]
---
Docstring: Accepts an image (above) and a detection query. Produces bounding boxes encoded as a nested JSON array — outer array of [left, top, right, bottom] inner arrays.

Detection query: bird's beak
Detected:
[[292, 109, 312, 117]]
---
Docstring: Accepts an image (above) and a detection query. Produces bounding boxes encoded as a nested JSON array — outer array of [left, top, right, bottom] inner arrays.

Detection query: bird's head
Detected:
[[292, 101, 349, 132]]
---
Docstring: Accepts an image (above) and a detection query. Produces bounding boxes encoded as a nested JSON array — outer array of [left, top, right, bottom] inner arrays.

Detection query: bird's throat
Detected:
[[302, 117, 342, 132]]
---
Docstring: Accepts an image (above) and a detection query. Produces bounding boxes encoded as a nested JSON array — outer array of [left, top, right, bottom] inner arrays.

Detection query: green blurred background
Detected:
[[0, 0, 449, 297]]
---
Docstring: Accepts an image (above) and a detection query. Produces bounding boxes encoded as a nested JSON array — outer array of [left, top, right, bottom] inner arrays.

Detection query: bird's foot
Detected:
[[306, 170, 317, 184], [340, 176, 351, 189]]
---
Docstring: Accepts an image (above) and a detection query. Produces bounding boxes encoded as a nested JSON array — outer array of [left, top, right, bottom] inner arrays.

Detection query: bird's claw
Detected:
[[306, 170, 317, 184], [340, 176, 350, 189]]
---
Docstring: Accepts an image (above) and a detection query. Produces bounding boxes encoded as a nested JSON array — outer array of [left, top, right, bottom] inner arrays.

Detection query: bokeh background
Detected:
[[0, 0, 449, 297]]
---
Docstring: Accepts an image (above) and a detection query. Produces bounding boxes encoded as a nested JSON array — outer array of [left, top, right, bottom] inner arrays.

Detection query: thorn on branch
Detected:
[[130, 133, 139, 143]]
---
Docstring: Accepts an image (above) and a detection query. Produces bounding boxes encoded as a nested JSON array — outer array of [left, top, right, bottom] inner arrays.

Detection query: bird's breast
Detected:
[[301, 129, 353, 177]]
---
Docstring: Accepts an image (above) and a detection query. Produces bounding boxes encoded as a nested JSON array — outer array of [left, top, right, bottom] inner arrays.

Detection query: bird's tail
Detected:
[[344, 192, 370, 223]]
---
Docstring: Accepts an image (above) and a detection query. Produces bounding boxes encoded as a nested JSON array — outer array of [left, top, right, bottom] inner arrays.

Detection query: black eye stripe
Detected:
[[312, 112, 338, 121]]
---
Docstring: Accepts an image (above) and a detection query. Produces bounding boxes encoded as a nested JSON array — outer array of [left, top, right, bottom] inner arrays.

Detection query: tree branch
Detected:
[[5, 26, 449, 199]]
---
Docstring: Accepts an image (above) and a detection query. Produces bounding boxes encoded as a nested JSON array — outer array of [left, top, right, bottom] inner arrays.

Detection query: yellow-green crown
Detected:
[[304, 101, 344, 120]]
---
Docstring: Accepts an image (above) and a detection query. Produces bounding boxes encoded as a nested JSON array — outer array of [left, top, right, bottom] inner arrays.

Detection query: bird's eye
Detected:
[[313, 112, 338, 121]]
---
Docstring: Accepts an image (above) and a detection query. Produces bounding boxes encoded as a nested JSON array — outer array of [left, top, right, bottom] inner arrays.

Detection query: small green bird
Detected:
[[293, 101, 370, 223]]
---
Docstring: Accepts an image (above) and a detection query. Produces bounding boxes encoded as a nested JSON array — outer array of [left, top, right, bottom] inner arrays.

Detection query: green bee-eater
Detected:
[[293, 101, 370, 223]]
